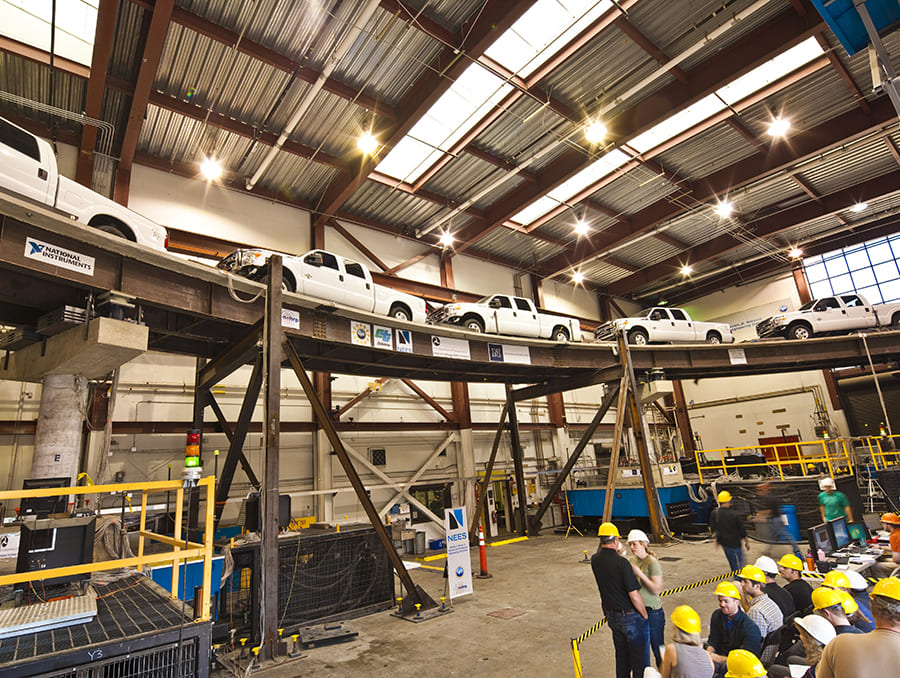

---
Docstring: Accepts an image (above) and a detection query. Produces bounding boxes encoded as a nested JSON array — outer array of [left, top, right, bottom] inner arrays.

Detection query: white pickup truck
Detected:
[[593, 307, 734, 345], [756, 293, 900, 340], [0, 116, 168, 251], [217, 248, 427, 323], [426, 294, 582, 342]]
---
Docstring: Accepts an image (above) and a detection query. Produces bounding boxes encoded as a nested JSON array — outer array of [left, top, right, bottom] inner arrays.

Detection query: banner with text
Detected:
[[445, 507, 474, 599]]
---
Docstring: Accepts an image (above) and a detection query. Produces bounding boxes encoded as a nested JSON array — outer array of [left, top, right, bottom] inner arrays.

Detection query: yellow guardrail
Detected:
[[0, 476, 215, 622], [694, 439, 853, 483], [863, 435, 900, 470]]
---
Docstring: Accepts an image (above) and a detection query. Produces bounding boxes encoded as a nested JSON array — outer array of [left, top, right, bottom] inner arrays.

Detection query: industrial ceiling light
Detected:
[[438, 231, 454, 247], [767, 117, 791, 137], [714, 199, 734, 218], [789, 247, 803, 259], [584, 120, 607, 143], [200, 158, 223, 180], [357, 131, 378, 155], [680, 264, 693, 276], [571, 270, 584, 284], [849, 201, 868, 213], [573, 218, 589, 235]]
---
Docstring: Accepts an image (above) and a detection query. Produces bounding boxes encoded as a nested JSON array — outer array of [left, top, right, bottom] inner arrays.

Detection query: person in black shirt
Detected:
[[706, 580, 762, 678], [709, 490, 749, 572], [754, 555, 796, 617], [591, 522, 649, 678], [777, 554, 813, 613], [754, 481, 802, 559]]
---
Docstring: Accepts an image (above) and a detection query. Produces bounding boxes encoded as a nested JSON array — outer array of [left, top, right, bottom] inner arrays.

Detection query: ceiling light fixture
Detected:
[[767, 117, 791, 137], [849, 202, 868, 213], [680, 265, 693, 276], [584, 120, 607, 144], [438, 231, 454, 247], [574, 218, 589, 235], [714, 200, 734, 218], [789, 247, 803, 259], [200, 158, 223, 181], [571, 270, 584, 285], [357, 131, 378, 155]]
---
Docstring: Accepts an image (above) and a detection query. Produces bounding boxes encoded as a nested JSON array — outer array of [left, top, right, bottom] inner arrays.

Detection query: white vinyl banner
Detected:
[[444, 507, 474, 599]]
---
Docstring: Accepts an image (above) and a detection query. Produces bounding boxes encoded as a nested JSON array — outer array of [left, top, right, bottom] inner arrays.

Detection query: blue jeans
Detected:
[[723, 545, 745, 572], [648, 607, 665, 667], [607, 610, 650, 678]]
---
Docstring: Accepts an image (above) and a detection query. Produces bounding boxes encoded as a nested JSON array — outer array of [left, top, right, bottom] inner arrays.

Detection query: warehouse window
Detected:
[[409, 484, 451, 525], [803, 232, 900, 303]]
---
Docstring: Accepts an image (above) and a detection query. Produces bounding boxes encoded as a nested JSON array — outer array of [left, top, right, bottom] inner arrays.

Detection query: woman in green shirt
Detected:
[[628, 529, 665, 668]]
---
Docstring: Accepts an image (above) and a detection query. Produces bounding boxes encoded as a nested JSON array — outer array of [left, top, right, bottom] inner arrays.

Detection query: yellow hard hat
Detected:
[[777, 554, 803, 571], [738, 565, 767, 585], [812, 586, 844, 610], [836, 590, 858, 615], [715, 581, 742, 600], [717, 490, 733, 503], [671, 605, 702, 634], [597, 522, 620, 538], [871, 576, 900, 602], [724, 649, 766, 678], [822, 570, 851, 590]]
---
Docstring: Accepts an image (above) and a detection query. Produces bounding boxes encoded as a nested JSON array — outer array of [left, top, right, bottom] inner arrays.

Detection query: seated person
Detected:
[[754, 556, 795, 617], [778, 554, 813, 613], [706, 581, 762, 677], [660, 605, 714, 678], [820, 571, 872, 633], [812, 587, 862, 635], [737, 564, 783, 664], [871, 512, 900, 579], [768, 614, 836, 678], [844, 570, 874, 627]]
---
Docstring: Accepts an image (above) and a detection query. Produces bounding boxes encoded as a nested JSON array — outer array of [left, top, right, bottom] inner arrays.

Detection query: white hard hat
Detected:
[[754, 555, 778, 575], [844, 570, 868, 591], [627, 529, 650, 543], [819, 477, 835, 489], [794, 614, 836, 647]]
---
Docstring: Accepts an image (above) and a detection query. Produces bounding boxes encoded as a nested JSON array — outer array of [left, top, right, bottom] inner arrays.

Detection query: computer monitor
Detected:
[[808, 522, 835, 556], [847, 521, 868, 545], [19, 477, 70, 518], [829, 516, 851, 550]]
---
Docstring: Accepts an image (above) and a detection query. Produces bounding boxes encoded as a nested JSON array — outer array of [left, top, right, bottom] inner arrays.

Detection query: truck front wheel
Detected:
[[389, 304, 412, 322], [627, 328, 649, 345], [463, 317, 484, 333], [705, 331, 722, 344], [787, 322, 812, 340], [281, 271, 296, 293], [892, 313, 900, 328]]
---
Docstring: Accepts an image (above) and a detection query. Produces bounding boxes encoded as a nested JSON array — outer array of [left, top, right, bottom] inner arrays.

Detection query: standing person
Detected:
[[816, 577, 900, 678], [628, 529, 665, 668], [660, 605, 714, 678], [817, 478, 851, 523], [591, 522, 649, 678], [754, 556, 795, 617], [754, 482, 802, 558], [706, 581, 762, 677], [777, 554, 814, 613], [871, 512, 900, 578], [710, 490, 750, 572]]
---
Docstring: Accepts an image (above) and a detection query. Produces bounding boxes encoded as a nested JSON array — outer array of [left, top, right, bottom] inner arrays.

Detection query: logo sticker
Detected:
[[350, 321, 371, 346], [25, 237, 95, 275]]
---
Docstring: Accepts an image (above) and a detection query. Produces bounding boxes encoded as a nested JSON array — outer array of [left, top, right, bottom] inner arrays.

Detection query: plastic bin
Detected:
[[780, 504, 802, 542], [429, 538, 446, 550], [415, 531, 426, 555]]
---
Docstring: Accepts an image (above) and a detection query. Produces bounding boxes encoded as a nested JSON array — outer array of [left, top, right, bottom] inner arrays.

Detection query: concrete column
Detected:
[[313, 429, 334, 521], [31, 374, 87, 482]]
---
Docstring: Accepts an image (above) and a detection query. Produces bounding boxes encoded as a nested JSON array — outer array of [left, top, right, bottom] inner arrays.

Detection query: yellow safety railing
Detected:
[[0, 476, 215, 622], [864, 435, 900, 470], [694, 439, 852, 484]]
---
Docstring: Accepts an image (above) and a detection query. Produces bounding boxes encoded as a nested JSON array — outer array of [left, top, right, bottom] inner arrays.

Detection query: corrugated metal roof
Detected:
[[794, 135, 897, 196], [613, 235, 683, 268], [654, 123, 757, 181], [472, 227, 566, 269], [592, 164, 680, 215], [343, 181, 447, 231], [579, 257, 640, 286]]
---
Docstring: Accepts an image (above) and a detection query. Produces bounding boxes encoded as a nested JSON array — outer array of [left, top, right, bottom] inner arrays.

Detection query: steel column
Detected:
[[505, 385, 530, 537], [468, 402, 509, 542]]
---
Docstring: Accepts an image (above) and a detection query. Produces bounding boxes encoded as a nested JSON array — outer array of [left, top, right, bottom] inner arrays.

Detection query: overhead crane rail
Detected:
[[0, 193, 897, 388]]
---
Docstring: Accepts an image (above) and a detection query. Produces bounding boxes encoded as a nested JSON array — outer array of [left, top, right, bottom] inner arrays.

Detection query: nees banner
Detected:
[[444, 507, 473, 599]]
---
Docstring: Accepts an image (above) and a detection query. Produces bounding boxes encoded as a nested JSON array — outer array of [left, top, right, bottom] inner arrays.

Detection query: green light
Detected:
[[185, 456, 200, 468]]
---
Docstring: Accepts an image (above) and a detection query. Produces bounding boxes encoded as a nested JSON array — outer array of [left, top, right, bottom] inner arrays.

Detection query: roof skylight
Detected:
[[1, 0, 98, 67]]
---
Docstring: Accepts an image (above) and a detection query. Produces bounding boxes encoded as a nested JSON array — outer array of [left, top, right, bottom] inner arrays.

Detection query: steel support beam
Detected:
[[468, 403, 509, 542], [505, 385, 530, 537]]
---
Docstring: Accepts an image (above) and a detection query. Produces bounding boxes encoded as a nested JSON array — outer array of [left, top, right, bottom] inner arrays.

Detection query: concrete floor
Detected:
[[228, 533, 797, 678]]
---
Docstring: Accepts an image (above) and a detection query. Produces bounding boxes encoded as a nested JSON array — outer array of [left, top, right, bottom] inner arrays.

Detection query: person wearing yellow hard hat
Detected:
[[776, 553, 814, 612], [659, 605, 714, 678], [812, 586, 862, 636], [844, 569, 875, 629], [626, 529, 665, 669], [817, 577, 900, 677], [820, 571, 873, 632], [753, 555, 796, 618], [737, 565, 783, 664], [590, 521, 650, 678], [723, 649, 765, 678], [706, 581, 762, 676], [709, 489, 750, 572], [872, 512, 900, 579]]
